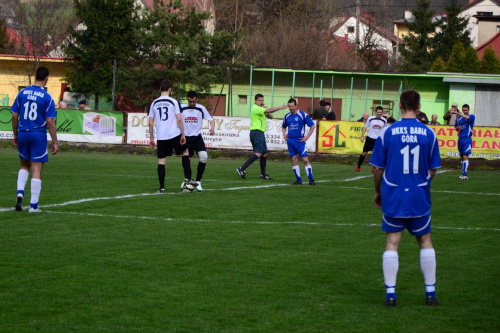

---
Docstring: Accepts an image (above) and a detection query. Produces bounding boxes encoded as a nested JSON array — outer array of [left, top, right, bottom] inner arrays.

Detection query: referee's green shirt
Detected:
[[250, 104, 266, 132]]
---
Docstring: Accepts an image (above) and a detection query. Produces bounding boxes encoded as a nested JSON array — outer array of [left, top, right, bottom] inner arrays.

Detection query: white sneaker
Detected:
[[29, 207, 42, 213], [196, 182, 203, 191]]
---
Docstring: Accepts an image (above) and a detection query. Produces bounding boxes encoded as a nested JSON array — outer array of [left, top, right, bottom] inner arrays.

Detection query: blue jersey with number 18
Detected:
[[11, 85, 56, 132], [370, 118, 441, 218]]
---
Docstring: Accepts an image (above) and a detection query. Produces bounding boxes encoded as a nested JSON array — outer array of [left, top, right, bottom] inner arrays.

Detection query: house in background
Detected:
[[476, 31, 500, 57], [393, 0, 500, 54]]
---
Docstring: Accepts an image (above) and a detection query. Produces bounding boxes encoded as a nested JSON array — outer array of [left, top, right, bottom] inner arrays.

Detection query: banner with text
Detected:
[[126, 113, 317, 152], [0, 107, 124, 144], [317, 120, 500, 160]]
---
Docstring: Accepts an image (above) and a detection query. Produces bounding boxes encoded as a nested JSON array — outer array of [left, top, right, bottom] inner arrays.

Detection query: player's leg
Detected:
[[237, 131, 260, 178], [290, 155, 302, 184], [461, 154, 469, 179], [356, 141, 369, 171], [416, 232, 439, 305], [156, 140, 168, 193], [256, 133, 271, 180], [303, 157, 315, 185], [383, 231, 402, 306], [15, 132, 31, 210], [29, 161, 44, 212]]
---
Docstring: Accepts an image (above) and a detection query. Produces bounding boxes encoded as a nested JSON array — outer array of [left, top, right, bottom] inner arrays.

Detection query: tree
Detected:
[[2, 0, 73, 84], [433, 0, 470, 63], [429, 56, 446, 72], [118, 0, 243, 107], [463, 45, 480, 73], [480, 47, 500, 74], [398, 0, 439, 72], [446, 42, 465, 72], [64, 0, 140, 110], [0, 9, 13, 54]]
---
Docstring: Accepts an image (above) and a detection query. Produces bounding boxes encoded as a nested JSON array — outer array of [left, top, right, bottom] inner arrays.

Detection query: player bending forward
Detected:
[[180, 91, 215, 191], [370, 89, 441, 307], [282, 98, 316, 185]]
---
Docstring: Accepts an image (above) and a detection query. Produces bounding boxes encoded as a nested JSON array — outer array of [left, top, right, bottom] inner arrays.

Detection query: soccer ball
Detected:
[[180, 182, 194, 193]]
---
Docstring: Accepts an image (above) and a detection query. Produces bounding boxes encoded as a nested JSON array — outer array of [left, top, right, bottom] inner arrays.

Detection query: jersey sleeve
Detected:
[[469, 114, 475, 126], [252, 105, 266, 116], [305, 114, 315, 127], [201, 105, 213, 121], [10, 94, 21, 114], [147, 102, 155, 118], [45, 97, 57, 118], [281, 114, 288, 129], [369, 134, 387, 168]]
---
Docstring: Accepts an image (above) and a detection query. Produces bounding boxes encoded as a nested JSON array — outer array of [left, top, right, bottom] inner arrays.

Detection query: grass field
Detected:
[[1, 147, 499, 332]]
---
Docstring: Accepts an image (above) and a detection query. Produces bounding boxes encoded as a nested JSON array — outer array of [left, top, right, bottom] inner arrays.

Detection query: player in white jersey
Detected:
[[356, 106, 387, 172], [370, 89, 441, 307], [180, 91, 215, 191], [148, 79, 195, 193]]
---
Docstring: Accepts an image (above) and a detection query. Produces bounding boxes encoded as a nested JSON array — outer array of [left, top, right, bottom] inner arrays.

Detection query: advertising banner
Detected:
[[126, 113, 317, 152], [317, 120, 500, 160], [0, 107, 124, 144]]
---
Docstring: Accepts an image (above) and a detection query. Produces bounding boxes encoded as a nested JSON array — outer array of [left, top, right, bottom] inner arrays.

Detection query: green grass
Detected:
[[0, 147, 499, 332]]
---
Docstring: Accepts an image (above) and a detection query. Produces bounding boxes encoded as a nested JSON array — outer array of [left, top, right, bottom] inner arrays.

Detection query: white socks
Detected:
[[17, 169, 29, 194], [420, 248, 436, 293], [30, 178, 42, 206], [305, 165, 313, 181], [383, 251, 399, 293], [293, 166, 301, 181]]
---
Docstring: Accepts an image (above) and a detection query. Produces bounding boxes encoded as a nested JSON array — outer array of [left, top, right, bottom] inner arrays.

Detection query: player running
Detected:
[[180, 91, 215, 191], [282, 98, 316, 185], [356, 106, 387, 172]]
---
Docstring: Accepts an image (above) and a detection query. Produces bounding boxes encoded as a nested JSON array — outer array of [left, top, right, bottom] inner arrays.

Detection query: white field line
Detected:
[[39, 211, 500, 232]]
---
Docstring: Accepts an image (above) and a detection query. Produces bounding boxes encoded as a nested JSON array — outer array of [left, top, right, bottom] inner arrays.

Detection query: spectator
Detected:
[[312, 100, 327, 120], [357, 112, 369, 122], [443, 102, 458, 125], [57, 101, 67, 109], [321, 113, 328, 121], [430, 114, 440, 125], [416, 107, 429, 124], [325, 102, 336, 120], [78, 100, 91, 110], [382, 113, 397, 124]]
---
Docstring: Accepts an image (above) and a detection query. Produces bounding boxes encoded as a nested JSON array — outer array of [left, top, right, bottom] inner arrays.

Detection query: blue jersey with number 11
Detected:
[[11, 85, 56, 132], [370, 118, 441, 218]]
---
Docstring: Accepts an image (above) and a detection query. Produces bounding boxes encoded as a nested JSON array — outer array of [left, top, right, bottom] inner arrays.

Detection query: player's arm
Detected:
[[176, 113, 186, 145], [373, 167, 384, 209], [455, 110, 470, 120], [282, 127, 288, 141], [301, 124, 316, 142], [360, 127, 367, 142], [46, 117, 59, 155], [264, 104, 287, 115], [11, 112, 19, 146], [209, 119, 215, 135], [429, 169, 437, 180], [148, 117, 156, 148]]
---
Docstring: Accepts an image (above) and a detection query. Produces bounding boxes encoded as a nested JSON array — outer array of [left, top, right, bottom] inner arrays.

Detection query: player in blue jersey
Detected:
[[451, 104, 475, 179], [370, 89, 441, 307], [282, 99, 316, 185], [11, 66, 59, 213]]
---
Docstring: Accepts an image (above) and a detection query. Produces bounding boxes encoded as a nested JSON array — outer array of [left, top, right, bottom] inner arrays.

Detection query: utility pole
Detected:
[[355, 0, 361, 70]]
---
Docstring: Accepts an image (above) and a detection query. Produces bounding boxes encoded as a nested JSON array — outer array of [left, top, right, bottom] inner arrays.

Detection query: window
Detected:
[[496, 25, 500, 33], [347, 26, 355, 33], [238, 95, 247, 104]]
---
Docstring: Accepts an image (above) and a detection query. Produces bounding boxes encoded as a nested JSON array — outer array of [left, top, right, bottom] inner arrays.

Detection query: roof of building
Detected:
[[330, 14, 399, 44]]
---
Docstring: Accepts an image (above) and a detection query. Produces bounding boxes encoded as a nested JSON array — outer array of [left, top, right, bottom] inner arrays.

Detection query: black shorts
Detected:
[[250, 130, 267, 154], [363, 137, 377, 152], [186, 135, 207, 157], [157, 135, 187, 158]]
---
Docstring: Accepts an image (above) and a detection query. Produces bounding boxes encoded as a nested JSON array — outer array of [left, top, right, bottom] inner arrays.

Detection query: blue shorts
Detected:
[[17, 131, 49, 162], [250, 130, 267, 154], [457, 137, 472, 156], [287, 138, 308, 157], [382, 212, 431, 236]]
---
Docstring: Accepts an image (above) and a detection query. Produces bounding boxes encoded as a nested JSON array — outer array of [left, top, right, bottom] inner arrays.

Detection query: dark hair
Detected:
[[187, 90, 198, 99], [462, 104, 470, 110], [255, 93, 264, 100], [35, 66, 49, 81], [325, 101, 331, 107], [400, 89, 420, 112], [376, 106, 383, 112], [160, 79, 173, 92], [288, 98, 297, 105], [321, 113, 327, 118], [319, 100, 326, 107], [79, 100, 86, 105]]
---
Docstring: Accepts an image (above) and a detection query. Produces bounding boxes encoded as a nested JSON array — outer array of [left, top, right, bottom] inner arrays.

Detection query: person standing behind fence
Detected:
[[11, 66, 59, 212], [282, 98, 316, 185], [356, 106, 387, 173], [370, 89, 441, 307], [236, 94, 287, 180], [180, 91, 215, 191], [148, 79, 195, 193]]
